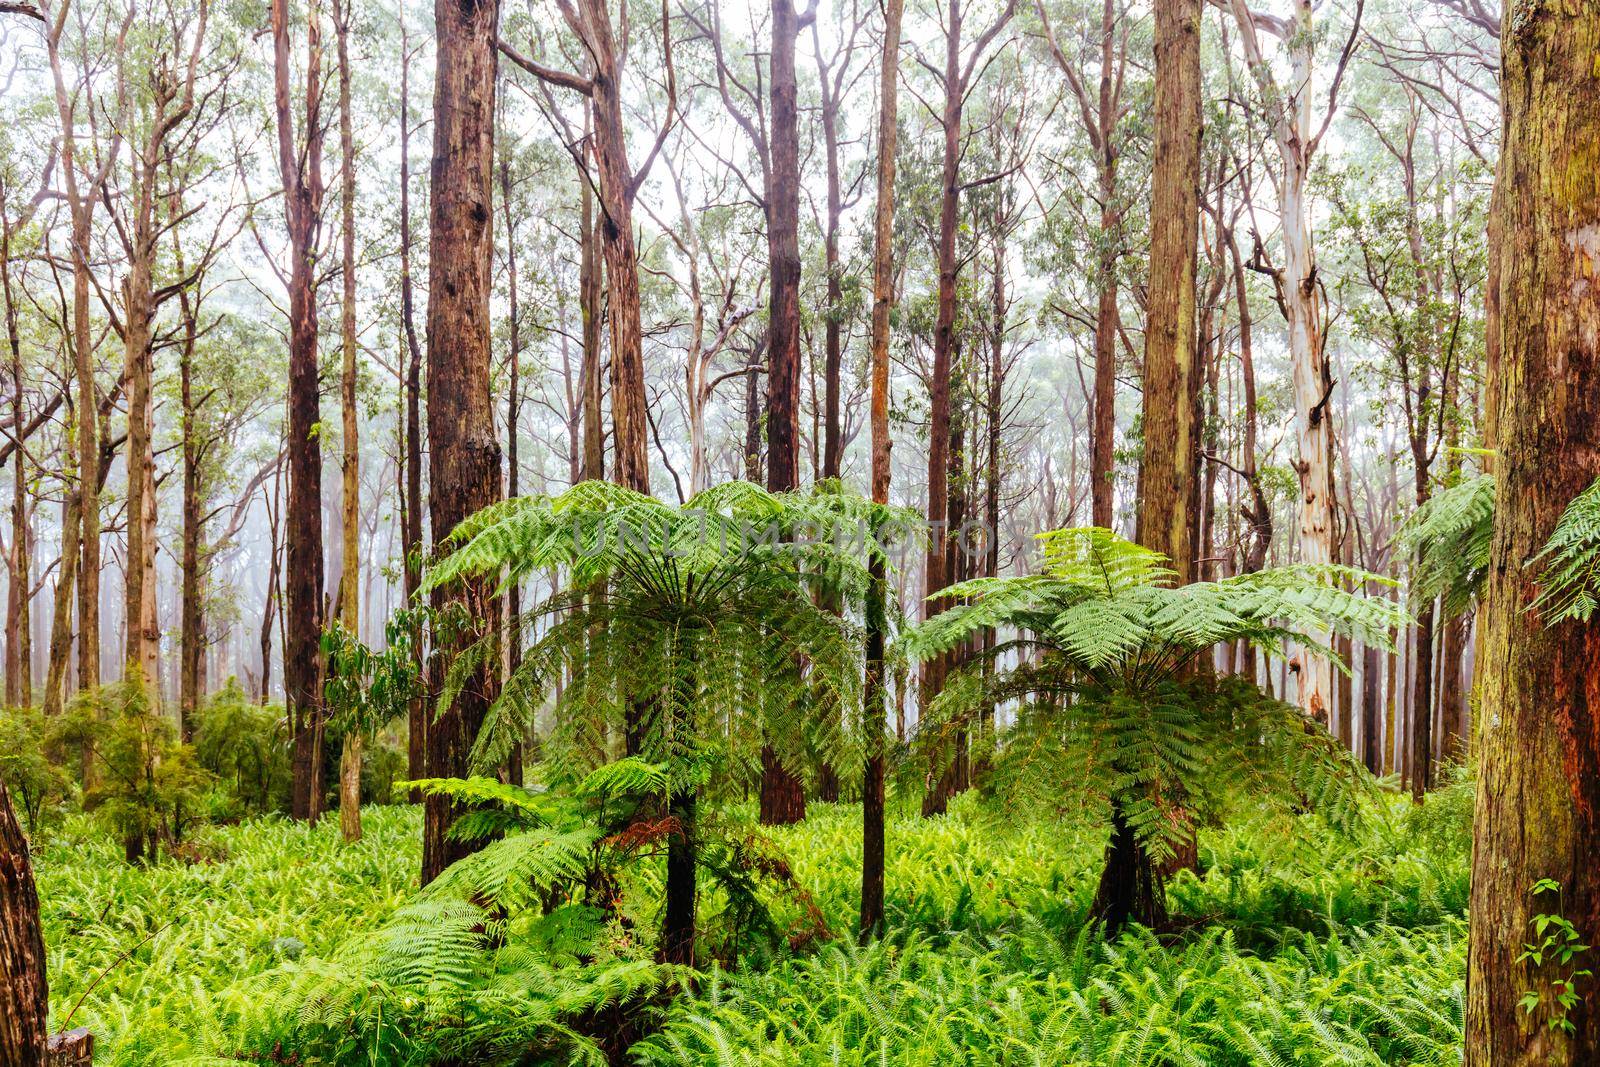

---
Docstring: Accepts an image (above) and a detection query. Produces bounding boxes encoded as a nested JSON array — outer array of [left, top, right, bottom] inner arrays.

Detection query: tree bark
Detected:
[[339, 730, 362, 843], [422, 0, 504, 885], [0, 779, 46, 1067], [1465, 4, 1600, 1060], [1135, 0, 1199, 578]]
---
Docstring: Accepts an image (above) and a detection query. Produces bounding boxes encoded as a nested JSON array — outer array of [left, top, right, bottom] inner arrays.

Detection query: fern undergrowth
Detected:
[[36, 774, 1471, 1066]]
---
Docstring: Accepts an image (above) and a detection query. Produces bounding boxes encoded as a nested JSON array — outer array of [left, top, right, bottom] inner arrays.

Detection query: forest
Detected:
[[0, 0, 1595, 1061]]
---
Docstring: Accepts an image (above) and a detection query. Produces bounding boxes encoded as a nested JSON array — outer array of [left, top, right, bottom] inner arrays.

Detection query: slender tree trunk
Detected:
[[259, 460, 282, 705], [920, 0, 968, 810], [336, 0, 361, 635], [42, 485, 78, 718], [422, 0, 504, 884], [1465, 6, 1600, 1059], [178, 285, 203, 738], [501, 150, 525, 787], [339, 730, 362, 843], [743, 348, 763, 483], [1361, 641, 1382, 773], [579, 146, 604, 483], [860, 0, 902, 941], [41, 24, 104, 699], [399, 14, 427, 796], [0, 780, 46, 1067], [1, 193, 30, 708]]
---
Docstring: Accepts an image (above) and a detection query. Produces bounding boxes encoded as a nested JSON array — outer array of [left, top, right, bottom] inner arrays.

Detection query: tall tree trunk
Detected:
[[860, 0, 902, 941], [578, 143, 605, 483], [1037, 0, 1123, 529], [501, 149, 525, 787], [0, 779, 46, 1067], [1, 187, 30, 708], [273, 0, 328, 822], [816, 18, 846, 483], [122, 224, 156, 703], [1226, 0, 1338, 726], [422, 0, 504, 885], [41, 13, 105, 698], [336, 0, 360, 634], [399, 12, 427, 796], [339, 730, 362, 843], [178, 282, 203, 739], [1125, 0, 1200, 897], [758, 0, 809, 827], [922, 0, 965, 748], [1465, 5, 1600, 1059], [1135, 0, 1199, 579]]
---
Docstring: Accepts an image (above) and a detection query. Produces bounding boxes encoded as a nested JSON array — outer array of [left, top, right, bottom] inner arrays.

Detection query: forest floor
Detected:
[[36, 780, 1471, 1065]]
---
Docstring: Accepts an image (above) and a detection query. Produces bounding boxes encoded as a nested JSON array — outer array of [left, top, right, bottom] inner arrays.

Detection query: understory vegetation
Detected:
[[34, 771, 1471, 1065]]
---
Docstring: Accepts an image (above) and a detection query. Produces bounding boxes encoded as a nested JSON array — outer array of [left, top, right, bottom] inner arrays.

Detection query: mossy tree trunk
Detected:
[[1464, 4, 1600, 1061]]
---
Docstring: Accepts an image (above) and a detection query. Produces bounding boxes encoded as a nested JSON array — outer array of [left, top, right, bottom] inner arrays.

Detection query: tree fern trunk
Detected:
[[1092, 803, 1166, 935]]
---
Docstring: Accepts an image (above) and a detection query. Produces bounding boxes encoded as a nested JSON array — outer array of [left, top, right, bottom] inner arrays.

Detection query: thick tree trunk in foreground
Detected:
[[422, 0, 503, 885], [1465, 4, 1600, 1061], [860, 0, 902, 942], [0, 779, 46, 1067], [273, 0, 328, 822]]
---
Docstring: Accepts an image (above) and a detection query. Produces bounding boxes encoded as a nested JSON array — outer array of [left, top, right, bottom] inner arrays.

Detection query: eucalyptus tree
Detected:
[[1221, 0, 1364, 726], [269, 0, 329, 821], [423, 0, 505, 883]]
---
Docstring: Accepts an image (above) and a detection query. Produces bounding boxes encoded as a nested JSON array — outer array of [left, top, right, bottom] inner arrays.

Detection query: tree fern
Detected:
[[904, 527, 1402, 931]]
